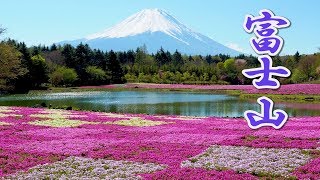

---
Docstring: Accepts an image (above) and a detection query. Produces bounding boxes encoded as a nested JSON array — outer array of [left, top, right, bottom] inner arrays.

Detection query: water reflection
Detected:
[[0, 91, 319, 117]]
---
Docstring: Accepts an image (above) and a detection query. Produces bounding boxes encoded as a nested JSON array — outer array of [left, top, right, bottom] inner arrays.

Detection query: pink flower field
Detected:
[[0, 106, 319, 179], [80, 83, 320, 95]]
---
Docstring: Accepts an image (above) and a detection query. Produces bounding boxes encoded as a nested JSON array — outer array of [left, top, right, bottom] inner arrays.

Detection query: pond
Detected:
[[0, 90, 319, 117]]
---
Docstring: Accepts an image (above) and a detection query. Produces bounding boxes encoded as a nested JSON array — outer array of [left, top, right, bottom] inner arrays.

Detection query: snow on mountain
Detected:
[[61, 8, 241, 56]]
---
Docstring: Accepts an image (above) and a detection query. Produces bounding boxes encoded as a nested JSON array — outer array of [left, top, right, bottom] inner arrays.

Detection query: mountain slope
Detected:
[[61, 9, 241, 56]]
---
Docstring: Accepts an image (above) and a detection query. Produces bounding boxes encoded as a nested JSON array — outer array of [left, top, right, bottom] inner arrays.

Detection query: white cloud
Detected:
[[226, 43, 244, 52]]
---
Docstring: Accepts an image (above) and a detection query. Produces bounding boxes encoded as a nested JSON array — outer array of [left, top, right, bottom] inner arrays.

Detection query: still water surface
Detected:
[[0, 90, 319, 117]]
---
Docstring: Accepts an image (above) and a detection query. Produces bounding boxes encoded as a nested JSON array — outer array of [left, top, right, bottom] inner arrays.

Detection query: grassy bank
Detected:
[[239, 93, 320, 103]]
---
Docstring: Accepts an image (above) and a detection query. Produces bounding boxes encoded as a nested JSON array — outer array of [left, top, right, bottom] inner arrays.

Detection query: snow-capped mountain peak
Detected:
[[86, 8, 195, 42], [61, 8, 241, 56]]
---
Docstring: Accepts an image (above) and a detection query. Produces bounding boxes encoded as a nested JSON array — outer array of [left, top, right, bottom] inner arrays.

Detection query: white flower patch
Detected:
[[181, 145, 311, 177], [0, 106, 14, 113], [0, 106, 22, 118], [98, 112, 133, 118], [0, 121, 11, 126], [0, 114, 23, 118], [30, 109, 86, 118], [104, 117, 172, 127], [29, 109, 70, 120], [29, 110, 96, 127], [6, 156, 166, 179]]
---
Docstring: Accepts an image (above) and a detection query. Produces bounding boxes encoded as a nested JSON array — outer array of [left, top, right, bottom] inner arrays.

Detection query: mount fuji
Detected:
[[60, 8, 241, 56]]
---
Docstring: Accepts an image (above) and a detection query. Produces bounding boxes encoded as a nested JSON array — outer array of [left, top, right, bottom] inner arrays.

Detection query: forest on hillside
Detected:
[[1, 30, 320, 93]]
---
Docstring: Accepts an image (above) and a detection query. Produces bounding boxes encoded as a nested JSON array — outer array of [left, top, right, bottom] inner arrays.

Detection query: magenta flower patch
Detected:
[[0, 106, 319, 178]]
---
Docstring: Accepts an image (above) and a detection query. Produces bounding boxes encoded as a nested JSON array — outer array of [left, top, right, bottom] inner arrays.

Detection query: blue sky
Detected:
[[1, 0, 319, 55]]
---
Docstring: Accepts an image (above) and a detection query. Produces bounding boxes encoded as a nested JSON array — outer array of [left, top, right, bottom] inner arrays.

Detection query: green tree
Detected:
[[175, 71, 182, 83], [291, 69, 308, 83], [91, 49, 106, 69], [202, 73, 210, 82], [172, 50, 183, 66], [155, 47, 171, 66], [30, 54, 49, 88], [273, 55, 282, 66], [285, 56, 295, 71], [50, 67, 78, 87], [298, 56, 317, 80], [223, 58, 238, 84], [74, 43, 92, 81], [85, 66, 109, 85], [210, 75, 217, 82], [14, 42, 33, 92], [50, 44, 57, 51], [216, 61, 225, 81], [107, 50, 125, 84], [62, 44, 75, 68], [294, 51, 301, 63], [0, 43, 28, 91], [135, 45, 148, 65], [124, 73, 137, 83]]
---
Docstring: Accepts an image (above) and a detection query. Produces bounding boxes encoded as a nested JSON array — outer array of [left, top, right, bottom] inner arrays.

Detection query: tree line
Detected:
[[1, 36, 320, 93]]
